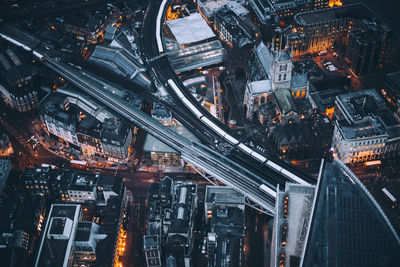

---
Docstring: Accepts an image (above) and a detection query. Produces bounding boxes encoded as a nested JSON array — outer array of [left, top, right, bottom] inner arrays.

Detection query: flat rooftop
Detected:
[[35, 204, 81, 267], [294, 3, 375, 26], [166, 13, 215, 45], [273, 183, 316, 266], [205, 186, 245, 205], [143, 125, 199, 153]]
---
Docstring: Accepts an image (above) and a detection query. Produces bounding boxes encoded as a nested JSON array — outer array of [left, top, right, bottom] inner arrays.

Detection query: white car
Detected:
[[327, 65, 337, 72]]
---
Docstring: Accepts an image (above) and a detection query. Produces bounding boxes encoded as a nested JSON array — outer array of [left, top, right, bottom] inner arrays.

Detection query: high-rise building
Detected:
[[270, 159, 400, 266], [301, 160, 400, 266]]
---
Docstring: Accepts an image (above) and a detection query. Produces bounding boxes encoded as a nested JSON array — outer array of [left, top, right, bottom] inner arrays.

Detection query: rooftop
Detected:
[[35, 204, 81, 267], [89, 45, 151, 88], [166, 13, 216, 45], [294, 3, 375, 26], [198, 0, 246, 18], [290, 74, 308, 89], [143, 125, 199, 153], [274, 88, 297, 113], [335, 89, 400, 139], [205, 186, 245, 205], [69, 172, 100, 191], [255, 41, 272, 77], [247, 79, 273, 95], [336, 89, 388, 123], [272, 183, 316, 267], [0, 159, 11, 193], [0, 47, 36, 96]]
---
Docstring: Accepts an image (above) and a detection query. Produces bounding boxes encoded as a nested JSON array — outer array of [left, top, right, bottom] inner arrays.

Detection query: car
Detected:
[[327, 65, 337, 72]]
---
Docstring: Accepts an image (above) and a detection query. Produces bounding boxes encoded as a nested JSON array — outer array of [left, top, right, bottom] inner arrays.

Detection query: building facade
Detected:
[[245, 41, 310, 124], [0, 127, 13, 157], [39, 89, 133, 162], [332, 89, 400, 163], [0, 47, 38, 112]]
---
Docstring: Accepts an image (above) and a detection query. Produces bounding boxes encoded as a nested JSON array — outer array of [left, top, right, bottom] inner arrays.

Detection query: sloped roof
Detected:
[[274, 88, 297, 113], [247, 79, 273, 95]]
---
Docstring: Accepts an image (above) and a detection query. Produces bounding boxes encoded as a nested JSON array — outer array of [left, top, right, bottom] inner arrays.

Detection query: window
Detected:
[[278, 74, 282, 81]]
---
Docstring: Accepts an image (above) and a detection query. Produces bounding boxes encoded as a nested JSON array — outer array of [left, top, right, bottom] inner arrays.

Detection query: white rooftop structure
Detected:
[[166, 13, 216, 45], [197, 0, 246, 19], [247, 80, 273, 95]]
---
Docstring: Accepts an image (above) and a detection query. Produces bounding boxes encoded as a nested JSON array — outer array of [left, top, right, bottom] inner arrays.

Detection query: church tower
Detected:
[[270, 37, 292, 91]]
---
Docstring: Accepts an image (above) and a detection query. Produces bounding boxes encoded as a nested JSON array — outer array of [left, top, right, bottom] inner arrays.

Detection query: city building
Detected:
[[67, 172, 100, 203], [197, 0, 246, 23], [0, 167, 46, 266], [214, 5, 255, 48], [34, 204, 81, 267], [301, 160, 400, 266], [151, 102, 172, 126], [22, 166, 126, 206], [64, 7, 119, 44], [345, 21, 400, 77], [73, 221, 107, 266], [271, 116, 333, 158], [270, 182, 316, 267], [0, 159, 11, 193], [39, 88, 134, 162], [165, 13, 226, 73], [248, 0, 273, 26], [243, 79, 273, 119], [167, 182, 198, 267], [205, 186, 245, 266], [332, 89, 400, 163], [0, 47, 38, 112], [0, 127, 13, 157], [270, 159, 400, 266], [143, 235, 162, 267], [283, 1, 400, 70], [382, 71, 400, 117], [248, 0, 342, 29], [145, 178, 198, 267], [89, 44, 151, 89], [308, 81, 349, 119], [34, 204, 108, 267], [142, 125, 199, 168], [246, 41, 310, 124]]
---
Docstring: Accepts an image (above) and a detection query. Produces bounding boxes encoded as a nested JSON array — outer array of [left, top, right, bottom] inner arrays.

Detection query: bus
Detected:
[[70, 160, 88, 170]]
